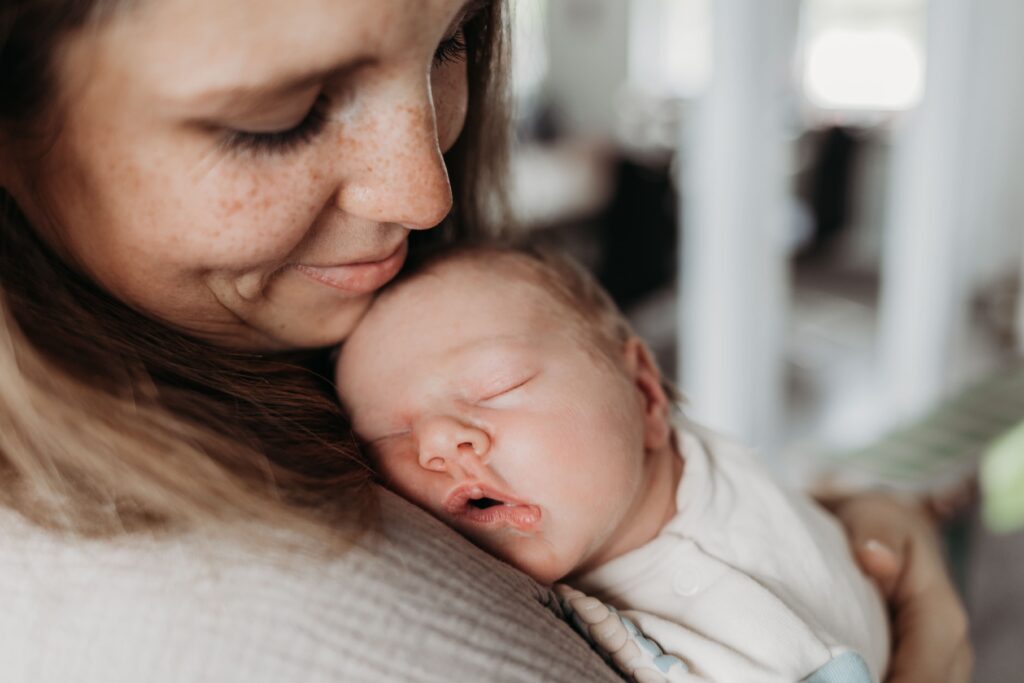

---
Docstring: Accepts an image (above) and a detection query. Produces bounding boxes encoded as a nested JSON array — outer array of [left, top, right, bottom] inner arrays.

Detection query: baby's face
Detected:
[[336, 259, 658, 584]]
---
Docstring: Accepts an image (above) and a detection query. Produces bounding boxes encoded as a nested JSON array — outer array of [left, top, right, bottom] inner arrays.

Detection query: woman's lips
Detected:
[[294, 240, 408, 294]]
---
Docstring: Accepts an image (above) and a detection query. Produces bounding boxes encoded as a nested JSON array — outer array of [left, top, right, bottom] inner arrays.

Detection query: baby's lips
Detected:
[[455, 501, 542, 529], [443, 481, 521, 513], [442, 481, 542, 529]]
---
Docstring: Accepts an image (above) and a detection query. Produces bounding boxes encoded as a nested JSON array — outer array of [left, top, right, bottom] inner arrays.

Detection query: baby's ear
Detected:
[[621, 337, 672, 451]]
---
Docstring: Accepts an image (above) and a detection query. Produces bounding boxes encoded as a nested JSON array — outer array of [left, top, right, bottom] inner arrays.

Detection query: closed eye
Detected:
[[479, 375, 535, 403], [222, 93, 329, 155], [433, 29, 468, 66]]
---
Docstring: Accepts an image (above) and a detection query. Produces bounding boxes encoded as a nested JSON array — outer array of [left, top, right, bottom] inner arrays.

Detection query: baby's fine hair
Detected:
[[392, 242, 683, 404]]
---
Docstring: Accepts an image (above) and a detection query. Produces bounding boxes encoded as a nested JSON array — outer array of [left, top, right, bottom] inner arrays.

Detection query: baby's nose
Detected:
[[416, 416, 491, 473]]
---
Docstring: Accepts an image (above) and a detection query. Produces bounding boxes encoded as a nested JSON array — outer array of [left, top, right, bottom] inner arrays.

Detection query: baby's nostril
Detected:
[[427, 457, 445, 470]]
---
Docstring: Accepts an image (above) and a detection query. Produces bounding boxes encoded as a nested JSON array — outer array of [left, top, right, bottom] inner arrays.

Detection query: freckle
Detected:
[[223, 199, 244, 215]]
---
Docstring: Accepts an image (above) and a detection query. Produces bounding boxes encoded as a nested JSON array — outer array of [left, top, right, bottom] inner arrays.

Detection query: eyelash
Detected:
[[434, 29, 469, 66], [480, 376, 533, 402], [224, 29, 470, 156], [224, 94, 330, 155]]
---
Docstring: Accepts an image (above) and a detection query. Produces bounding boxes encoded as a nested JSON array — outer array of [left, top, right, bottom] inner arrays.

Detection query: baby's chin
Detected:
[[484, 535, 578, 586]]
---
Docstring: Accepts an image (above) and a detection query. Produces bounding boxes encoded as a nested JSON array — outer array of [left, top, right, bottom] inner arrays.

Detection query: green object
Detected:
[[981, 419, 1024, 533], [834, 365, 1024, 492]]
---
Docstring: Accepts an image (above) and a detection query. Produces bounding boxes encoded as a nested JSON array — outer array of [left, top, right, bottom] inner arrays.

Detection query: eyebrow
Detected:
[[443, 333, 532, 357], [182, 0, 491, 114], [180, 59, 372, 117], [459, 0, 492, 22]]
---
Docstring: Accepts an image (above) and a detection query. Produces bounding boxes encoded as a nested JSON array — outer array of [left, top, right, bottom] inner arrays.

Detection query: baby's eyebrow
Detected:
[[444, 334, 533, 357], [365, 431, 406, 445]]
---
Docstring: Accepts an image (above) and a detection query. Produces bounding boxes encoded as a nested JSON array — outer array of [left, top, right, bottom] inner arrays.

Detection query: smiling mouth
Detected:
[[445, 484, 541, 529], [294, 240, 408, 295]]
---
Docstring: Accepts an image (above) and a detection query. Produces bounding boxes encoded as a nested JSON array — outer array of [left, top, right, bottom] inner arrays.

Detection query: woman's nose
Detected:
[[416, 416, 491, 474], [333, 79, 453, 230]]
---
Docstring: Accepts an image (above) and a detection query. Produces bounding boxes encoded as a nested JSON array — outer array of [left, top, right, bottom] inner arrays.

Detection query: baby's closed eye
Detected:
[[475, 373, 537, 406]]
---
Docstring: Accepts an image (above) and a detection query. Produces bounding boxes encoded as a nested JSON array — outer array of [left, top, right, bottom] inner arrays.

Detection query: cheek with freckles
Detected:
[[158, 148, 339, 269], [53, 138, 334, 280]]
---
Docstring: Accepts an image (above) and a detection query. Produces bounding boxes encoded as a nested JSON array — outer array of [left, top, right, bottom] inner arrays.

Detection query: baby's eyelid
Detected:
[[479, 375, 535, 402], [363, 428, 411, 446]]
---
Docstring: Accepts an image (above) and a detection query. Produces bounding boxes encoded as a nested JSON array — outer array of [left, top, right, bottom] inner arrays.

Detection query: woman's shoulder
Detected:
[[0, 489, 620, 683]]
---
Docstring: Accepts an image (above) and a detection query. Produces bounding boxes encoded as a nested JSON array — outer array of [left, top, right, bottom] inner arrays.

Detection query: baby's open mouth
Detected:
[[444, 485, 541, 528], [468, 496, 503, 510]]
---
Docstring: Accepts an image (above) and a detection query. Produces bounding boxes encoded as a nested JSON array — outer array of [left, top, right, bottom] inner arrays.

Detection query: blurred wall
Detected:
[[544, 0, 630, 138], [960, 0, 1024, 288]]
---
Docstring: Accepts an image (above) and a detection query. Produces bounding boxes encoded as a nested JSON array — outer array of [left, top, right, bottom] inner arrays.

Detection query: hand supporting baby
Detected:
[[828, 494, 972, 683]]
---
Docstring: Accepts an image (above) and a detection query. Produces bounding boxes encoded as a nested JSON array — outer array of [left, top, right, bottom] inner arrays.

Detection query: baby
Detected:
[[335, 245, 889, 683]]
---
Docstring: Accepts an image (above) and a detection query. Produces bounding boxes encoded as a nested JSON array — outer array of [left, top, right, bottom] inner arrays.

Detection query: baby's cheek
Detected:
[[375, 454, 434, 506]]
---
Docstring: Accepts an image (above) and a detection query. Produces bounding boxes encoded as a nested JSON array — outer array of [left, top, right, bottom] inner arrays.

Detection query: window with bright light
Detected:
[[799, 0, 927, 112]]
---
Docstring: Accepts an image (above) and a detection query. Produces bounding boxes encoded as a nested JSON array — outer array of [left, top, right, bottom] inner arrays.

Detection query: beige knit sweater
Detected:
[[0, 488, 621, 682]]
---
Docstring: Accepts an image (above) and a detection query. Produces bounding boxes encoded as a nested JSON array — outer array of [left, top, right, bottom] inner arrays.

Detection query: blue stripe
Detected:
[[801, 652, 874, 683]]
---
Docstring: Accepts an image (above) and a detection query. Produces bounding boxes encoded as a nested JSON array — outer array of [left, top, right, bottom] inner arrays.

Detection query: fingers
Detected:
[[853, 538, 903, 598], [885, 598, 973, 683], [825, 492, 973, 683], [885, 539, 972, 683]]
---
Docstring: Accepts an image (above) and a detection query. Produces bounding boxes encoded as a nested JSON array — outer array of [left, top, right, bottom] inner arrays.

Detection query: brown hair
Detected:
[[0, 1, 511, 539]]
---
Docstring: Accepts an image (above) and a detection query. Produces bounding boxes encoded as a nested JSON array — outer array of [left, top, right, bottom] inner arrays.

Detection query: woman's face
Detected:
[[12, 0, 482, 349]]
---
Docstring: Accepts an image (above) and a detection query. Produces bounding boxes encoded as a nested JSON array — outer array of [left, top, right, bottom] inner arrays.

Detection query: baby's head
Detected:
[[335, 246, 678, 584]]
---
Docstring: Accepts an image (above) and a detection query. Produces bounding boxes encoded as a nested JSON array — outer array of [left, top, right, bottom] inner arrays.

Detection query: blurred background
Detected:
[[504, 1, 1024, 679]]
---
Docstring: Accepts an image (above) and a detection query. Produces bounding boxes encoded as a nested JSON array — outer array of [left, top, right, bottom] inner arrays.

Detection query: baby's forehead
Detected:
[[385, 253, 562, 312], [355, 251, 609, 357], [344, 256, 552, 357]]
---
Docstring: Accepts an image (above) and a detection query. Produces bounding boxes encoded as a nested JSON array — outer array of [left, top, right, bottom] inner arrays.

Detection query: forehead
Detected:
[[380, 257, 562, 335], [69, 0, 470, 99], [341, 257, 568, 365], [335, 259, 547, 406]]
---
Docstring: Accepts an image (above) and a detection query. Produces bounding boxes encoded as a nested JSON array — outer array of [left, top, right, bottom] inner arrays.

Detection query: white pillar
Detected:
[[877, 0, 986, 423], [1018, 245, 1024, 355], [677, 0, 800, 458]]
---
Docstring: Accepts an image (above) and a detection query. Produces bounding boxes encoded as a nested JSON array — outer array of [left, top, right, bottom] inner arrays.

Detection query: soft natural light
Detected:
[[629, 0, 712, 98], [511, 0, 549, 106], [804, 28, 924, 110]]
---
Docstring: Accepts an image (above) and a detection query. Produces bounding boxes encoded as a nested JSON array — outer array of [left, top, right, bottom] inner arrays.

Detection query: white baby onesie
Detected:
[[572, 422, 890, 682]]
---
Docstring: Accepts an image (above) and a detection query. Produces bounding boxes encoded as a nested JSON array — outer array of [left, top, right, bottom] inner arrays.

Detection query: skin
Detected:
[[5, 0, 480, 350], [827, 495, 974, 683], [337, 259, 974, 679], [335, 258, 681, 584], [0, 1, 971, 674]]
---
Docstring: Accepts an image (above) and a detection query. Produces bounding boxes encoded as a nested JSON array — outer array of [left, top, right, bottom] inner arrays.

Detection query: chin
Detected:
[[274, 300, 373, 349], [505, 552, 572, 586], [526, 567, 567, 586]]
